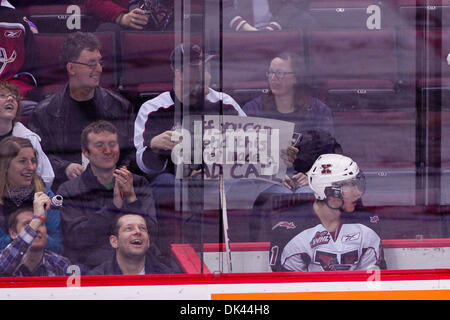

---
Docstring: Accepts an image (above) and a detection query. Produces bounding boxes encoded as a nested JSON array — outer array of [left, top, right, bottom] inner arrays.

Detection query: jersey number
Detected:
[[269, 246, 279, 266]]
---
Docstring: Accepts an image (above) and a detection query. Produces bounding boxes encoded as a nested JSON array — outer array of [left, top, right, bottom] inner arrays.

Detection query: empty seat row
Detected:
[[309, 0, 450, 28], [31, 29, 450, 103], [21, 3, 97, 33], [20, 1, 204, 34]]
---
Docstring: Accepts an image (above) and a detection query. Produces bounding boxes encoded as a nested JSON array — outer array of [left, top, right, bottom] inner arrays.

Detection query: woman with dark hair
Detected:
[[0, 136, 62, 253], [243, 52, 337, 192], [0, 81, 54, 188], [244, 52, 341, 242]]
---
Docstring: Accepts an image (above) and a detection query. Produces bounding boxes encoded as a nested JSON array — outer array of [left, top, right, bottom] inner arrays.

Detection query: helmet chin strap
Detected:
[[323, 186, 344, 210], [324, 196, 344, 211]]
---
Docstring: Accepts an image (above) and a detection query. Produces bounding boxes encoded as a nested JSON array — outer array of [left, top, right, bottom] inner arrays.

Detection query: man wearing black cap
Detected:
[[134, 43, 245, 178], [134, 43, 245, 257]]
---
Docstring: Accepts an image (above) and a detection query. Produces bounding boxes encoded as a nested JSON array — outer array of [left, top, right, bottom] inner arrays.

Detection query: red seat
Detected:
[[396, 0, 450, 27], [309, 0, 396, 29], [334, 110, 416, 169], [397, 28, 450, 88], [366, 205, 442, 238], [120, 31, 203, 101], [33, 32, 117, 98], [309, 29, 397, 95], [334, 110, 416, 206], [221, 30, 304, 100], [24, 4, 97, 33]]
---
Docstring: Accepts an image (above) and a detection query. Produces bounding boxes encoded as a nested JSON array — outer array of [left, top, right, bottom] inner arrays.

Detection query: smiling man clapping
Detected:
[[57, 121, 157, 271]]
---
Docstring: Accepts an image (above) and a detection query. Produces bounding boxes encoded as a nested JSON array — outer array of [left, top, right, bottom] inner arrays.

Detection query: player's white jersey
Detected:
[[281, 222, 383, 272]]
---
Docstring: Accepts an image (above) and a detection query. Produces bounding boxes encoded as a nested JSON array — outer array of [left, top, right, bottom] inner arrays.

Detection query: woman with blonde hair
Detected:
[[0, 136, 62, 253], [0, 81, 54, 188]]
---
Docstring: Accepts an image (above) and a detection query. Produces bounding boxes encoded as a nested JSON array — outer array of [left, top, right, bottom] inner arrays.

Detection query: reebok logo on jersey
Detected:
[[342, 232, 360, 242], [310, 231, 330, 248], [272, 221, 296, 230], [4, 30, 22, 38]]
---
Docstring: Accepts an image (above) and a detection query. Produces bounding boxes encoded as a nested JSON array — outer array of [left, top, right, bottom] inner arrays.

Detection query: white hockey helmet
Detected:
[[307, 154, 365, 201]]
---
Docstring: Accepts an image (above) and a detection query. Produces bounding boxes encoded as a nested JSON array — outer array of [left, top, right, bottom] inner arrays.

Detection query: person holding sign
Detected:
[[134, 43, 245, 258], [243, 52, 338, 193], [244, 52, 341, 241]]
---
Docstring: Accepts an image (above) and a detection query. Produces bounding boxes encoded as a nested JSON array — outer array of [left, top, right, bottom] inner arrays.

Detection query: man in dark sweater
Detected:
[[57, 121, 157, 270]]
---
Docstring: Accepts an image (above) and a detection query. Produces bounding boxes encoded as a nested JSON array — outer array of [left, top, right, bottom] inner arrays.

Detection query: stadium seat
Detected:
[[333, 110, 417, 206], [367, 205, 443, 239], [120, 31, 203, 102], [396, 0, 450, 27], [439, 105, 450, 204], [33, 32, 117, 98], [23, 4, 97, 33], [221, 31, 304, 103], [420, 29, 450, 87], [309, 29, 397, 97], [308, 0, 396, 29], [397, 28, 450, 88]]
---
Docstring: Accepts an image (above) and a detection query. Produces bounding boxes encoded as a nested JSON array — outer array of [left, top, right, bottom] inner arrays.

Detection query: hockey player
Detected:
[[270, 153, 386, 272]]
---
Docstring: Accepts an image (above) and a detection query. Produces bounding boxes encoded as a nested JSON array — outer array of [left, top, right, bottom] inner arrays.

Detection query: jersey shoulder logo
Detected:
[[272, 221, 296, 230], [310, 231, 330, 248]]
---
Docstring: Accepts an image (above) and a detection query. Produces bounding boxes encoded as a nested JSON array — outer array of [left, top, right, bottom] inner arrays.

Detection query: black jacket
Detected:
[[88, 250, 172, 275], [57, 165, 157, 270], [28, 84, 136, 189]]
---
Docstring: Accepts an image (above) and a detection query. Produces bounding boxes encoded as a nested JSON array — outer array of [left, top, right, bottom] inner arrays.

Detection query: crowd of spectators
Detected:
[[0, 0, 387, 276]]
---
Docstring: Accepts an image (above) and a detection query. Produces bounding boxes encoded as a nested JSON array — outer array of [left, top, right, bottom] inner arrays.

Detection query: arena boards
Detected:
[[0, 238, 449, 300]]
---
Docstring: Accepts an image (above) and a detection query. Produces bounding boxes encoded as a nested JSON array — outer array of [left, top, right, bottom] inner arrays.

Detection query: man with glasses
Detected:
[[28, 32, 136, 190]]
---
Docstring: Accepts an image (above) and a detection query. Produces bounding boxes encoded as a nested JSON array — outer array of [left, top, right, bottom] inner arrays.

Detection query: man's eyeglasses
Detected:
[[266, 70, 295, 79], [0, 93, 18, 101], [70, 59, 105, 69]]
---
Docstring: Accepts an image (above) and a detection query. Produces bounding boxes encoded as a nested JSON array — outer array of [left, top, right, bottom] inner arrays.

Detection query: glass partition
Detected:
[[1, 0, 449, 283]]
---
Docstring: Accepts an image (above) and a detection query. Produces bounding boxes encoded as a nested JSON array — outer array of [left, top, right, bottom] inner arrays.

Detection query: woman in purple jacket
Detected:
[[243, 51, 338, 193], [244, 52, 341, 241]]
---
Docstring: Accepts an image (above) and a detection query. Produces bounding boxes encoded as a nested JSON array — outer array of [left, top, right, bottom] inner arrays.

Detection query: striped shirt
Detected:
[[134, 88, 246, 176], [0, 224, 71, 277]]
